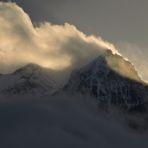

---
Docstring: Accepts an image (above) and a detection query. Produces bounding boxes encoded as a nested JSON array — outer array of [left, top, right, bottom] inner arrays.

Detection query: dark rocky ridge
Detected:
[[64, 51, 148, 111]]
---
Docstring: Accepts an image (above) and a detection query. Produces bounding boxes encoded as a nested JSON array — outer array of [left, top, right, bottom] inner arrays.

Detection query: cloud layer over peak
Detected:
[[0, 2, 118, 74]]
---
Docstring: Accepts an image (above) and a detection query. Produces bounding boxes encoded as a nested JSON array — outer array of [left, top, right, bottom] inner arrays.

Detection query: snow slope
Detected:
[[0, 64, 57, 97], [0, 50, 148, 147]]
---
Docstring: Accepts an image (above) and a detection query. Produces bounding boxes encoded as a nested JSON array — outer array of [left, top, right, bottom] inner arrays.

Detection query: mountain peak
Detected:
[[64, 51, 148, 110], [14, 63, 47, 74], [104, 50, 141, 82], [82, 50, 141, 82], [0, 64, 57, 96]]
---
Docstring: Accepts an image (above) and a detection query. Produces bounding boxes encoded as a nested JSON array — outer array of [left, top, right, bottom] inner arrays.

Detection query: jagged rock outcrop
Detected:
[[64, 50, 148, 111]]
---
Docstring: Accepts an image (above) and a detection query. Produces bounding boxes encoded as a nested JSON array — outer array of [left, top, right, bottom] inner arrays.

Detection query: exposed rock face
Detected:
[[0, 50, 148, 112], [64, 51, 148, 111]]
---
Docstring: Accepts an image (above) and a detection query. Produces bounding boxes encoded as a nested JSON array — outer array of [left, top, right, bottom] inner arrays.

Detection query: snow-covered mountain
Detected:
[[0, 64, 57, 97], [0, 49, 148, 112], [64, 50, 148, 111], [0, 50, 148, 131]]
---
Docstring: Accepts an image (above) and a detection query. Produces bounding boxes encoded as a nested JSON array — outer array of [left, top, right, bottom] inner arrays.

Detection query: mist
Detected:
[[0, 95, 148, 148]]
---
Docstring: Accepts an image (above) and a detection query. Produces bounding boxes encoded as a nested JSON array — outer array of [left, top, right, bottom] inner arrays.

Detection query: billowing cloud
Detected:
[[0, 2, 117, 74]]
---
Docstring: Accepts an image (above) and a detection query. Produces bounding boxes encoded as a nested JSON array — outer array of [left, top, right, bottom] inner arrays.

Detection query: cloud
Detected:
[[117, 42, 148, 82], [0, 2, 117, 74]]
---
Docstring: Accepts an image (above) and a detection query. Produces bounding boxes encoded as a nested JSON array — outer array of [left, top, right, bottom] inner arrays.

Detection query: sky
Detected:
[[0, 0, 148, 81], [0, 2, 117, 72], [9, 0, 148, 46]]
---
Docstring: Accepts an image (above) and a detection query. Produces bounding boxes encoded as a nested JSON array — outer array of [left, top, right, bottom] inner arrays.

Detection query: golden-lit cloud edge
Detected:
[[0, 2, 119, 74], [0, 2, 146, 84]]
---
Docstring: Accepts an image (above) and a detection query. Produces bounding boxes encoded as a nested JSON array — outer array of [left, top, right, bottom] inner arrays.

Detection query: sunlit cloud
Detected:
[[0, 2, 118, 74]]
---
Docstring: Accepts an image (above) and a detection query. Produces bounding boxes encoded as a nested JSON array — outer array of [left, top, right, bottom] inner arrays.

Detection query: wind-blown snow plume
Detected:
[[0, 2, 117, 73], [117, 42, 148, 82]]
